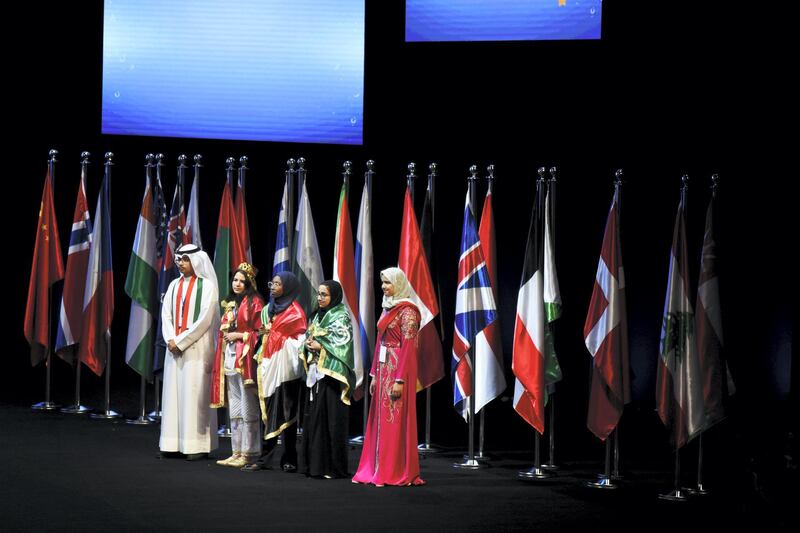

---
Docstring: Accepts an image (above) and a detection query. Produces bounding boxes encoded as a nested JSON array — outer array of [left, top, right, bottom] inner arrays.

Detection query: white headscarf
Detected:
[[380, 267, 415, 309]]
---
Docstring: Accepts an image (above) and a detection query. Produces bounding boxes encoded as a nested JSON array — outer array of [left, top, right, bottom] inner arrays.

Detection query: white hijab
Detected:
[[380, 267, 415, 309]]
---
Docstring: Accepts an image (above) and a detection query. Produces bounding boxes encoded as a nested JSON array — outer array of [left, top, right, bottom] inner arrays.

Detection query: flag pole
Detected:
[[658, 175, 691, 501], [149, 153, 163, 421], [89, 153, 120, 419], [61, 151, 94, 415], [32, 149, 62, 412], [585, 429, 619, 489], [295, 156, 307, 440], [541, 167, 559, 471], [417, 162, 443, 454], [454, 166, 484, 470], [286, 158, 296, 260]]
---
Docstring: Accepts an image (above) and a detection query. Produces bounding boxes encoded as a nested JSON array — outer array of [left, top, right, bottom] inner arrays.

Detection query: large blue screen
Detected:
[[405, 0, 601, 42], [102, 0, 365, 145]]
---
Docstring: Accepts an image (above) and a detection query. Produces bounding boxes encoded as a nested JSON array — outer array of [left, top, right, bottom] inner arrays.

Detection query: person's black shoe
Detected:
[[282, 463, 297, 473], [241, 463, 267, 472], [157, 451, 184, 459], [185, 453, 208, 461]]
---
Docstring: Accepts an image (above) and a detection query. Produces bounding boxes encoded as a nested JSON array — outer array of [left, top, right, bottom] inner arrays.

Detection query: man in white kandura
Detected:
[[159, 243, 220, 460]]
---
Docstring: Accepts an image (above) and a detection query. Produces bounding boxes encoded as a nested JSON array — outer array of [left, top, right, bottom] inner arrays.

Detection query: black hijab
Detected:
[[315, 279, 343, 321], [269, 271, 300, 318]]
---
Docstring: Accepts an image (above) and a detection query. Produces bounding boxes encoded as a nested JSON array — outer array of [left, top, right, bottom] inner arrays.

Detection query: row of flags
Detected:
[[24, 161, 732, 447]]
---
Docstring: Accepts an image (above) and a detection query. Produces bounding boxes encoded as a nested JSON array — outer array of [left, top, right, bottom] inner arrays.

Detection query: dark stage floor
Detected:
[[0, 403, 792, 532]]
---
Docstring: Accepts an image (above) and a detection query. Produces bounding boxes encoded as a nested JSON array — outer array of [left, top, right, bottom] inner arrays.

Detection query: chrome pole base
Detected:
[[126, 416, 156, 425], [585, 475, 619, 490], [462, 453, 490, 464], [90, 409, 121, 419], [518, 467, 555, 480], [217, 426, 232, 438], [658, 489, 688, 501], [685, 484, 709, 496], [32, 401, 61, 411], [453, 458, 484, 470], [60, 404, 92, 414], [540, 462, 559, 471], [147, 410, 162, 420], [417, 443, 442, 454], [348, 435, 364, 446]]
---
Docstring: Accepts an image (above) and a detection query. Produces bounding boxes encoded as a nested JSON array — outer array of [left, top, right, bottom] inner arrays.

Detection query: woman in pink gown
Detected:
[[353, 267, 425, 487]]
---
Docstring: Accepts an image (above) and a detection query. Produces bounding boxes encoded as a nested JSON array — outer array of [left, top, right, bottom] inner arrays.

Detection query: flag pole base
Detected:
[[540, 462, 559, 471], [453, 458, 484, 470], [417, 443, 443, 454], [585, 475, 619, 490], [148, 410, 162, 420], [217, 426, 232, 438], [658, 489, 688, 501], [126, 416, 157, 425], [518, 467, 555, 480], [60, 404, 92, 415], [31, 401, 61, 411], [462, 453, 490, 464], [90, 410, 121, 420], [348, 435, 364, 447], [684, 484, 709, 496]]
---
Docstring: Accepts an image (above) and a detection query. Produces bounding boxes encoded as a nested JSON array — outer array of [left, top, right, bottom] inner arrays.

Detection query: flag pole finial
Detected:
[[156, 154, 165, 169], [429, 162, 437, 174], [297, 157, 306, 170], [407, 162, 416, 190], [537, 166, 546, 182], [549, 166, 558, 182], [681, 173, 690, 190], [614, 168, 623, 183], [145, 153, 155, 166], [287, 158, 296, 170], [468, 164, 479, 182], [486, 164, 495, 180], [239, 155, 248, 169], [225, 157, 235, 170], [104, 152, 114, 165], [81, 151, 91, 164], [177, 154, 188, 167], [343, 160, 352, 175], [366, 159, 375, 172], [193, 154, 203, 167], [49, 149, 58, 163]]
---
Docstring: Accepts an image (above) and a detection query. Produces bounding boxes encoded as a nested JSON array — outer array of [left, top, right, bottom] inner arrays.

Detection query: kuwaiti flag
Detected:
[[657, 191, 703, 448], [694, 190, 735, 433], [293, 180, 324, 318], [124, 174, 159, 380], [512, 179, 561, 434], [235, 168, 252, 263], [185, 167, 202, 247], [452, 188, 499, 420], [55, 168, 92, 363], [355, 177, 375, 390], [213, 179, 247, 299], [272, 177, 291, 276], [585, 185, 631, 441], [398, 186, 444, 390], [477, 184, 507, 409], [24, 168, 65, 366], [333, 181, 364, 395], [78, 170, 114, 376]]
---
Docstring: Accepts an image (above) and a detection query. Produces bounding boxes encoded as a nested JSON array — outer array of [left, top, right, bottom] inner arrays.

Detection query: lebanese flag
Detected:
[[398, 187, 444, 390], [333, 182, 364, 397], [584, 185, 631, 441], [24, 168, 65, 366]]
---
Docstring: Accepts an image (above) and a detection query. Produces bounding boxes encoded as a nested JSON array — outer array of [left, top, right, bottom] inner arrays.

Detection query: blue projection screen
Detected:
[[102, 0, 365, 145], [405, 0, 601, 42]]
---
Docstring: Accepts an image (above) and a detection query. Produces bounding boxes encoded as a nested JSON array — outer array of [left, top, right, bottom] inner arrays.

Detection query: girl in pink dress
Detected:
[[353, 267, 425, 487]]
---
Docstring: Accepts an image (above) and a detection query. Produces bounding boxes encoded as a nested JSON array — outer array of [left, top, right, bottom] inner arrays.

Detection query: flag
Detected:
[[333, 182, 364, 396], [477, 184, 507, 409], [78, 170, 114, 376], [398, 186, 444, 390], [273, 177, 291, 276], [185, 169, 202, 247], [584, 185, 631, 441], [293, 180, 324, 318], [213, 179, 247, 298], [24, 169, 65, 366], [151, 169, 172, 375], [512, 179, 561, 434], [355, 176, 375, 397], [124, 174, 159, 380], [452, 188, 498, 419], [656, 191, 703, 448], [235, 168, 252, 263], [694, 190, 734, 433], [55, 167, 92, 363]]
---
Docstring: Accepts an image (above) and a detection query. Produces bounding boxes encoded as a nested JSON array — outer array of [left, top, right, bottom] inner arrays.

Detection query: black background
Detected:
[[7, 0, 792, 471]]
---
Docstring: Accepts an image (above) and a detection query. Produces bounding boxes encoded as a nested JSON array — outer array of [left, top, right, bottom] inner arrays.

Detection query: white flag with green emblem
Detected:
[[293, 180, 324, 318]]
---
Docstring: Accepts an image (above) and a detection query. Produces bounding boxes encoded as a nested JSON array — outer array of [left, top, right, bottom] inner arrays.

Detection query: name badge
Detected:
[[379, 345, 387, 363]]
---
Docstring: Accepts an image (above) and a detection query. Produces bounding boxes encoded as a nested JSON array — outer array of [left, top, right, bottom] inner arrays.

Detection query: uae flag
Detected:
[[584, 185, 631, 441], [656, 190, 703, 448], [213, 178, 247, 298]]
